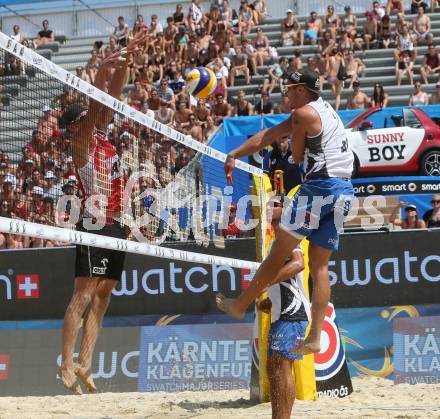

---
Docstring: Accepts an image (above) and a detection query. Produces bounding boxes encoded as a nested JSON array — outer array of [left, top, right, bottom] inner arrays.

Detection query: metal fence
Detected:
[[0, 0, 433, 40]]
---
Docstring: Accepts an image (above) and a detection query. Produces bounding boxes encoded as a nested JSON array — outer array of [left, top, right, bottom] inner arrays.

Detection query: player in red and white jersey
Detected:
[[60, 32, 146, 395], [75, 128, 128, 223]]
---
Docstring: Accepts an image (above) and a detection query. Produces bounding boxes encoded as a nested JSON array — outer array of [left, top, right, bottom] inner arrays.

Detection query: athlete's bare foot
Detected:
[[60, 365, 82, 395], [291, 336, 321, 355], [75, 363, 97, 393], [216, 293, 245, 320]]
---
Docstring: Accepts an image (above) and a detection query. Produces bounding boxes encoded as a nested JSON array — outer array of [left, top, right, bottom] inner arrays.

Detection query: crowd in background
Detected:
[[1, 0, 440, 248]]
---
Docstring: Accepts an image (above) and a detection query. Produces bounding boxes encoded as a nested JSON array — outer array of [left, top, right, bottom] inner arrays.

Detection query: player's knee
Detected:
[[95, 282, 116, 300], [69, 290, 93, 313]]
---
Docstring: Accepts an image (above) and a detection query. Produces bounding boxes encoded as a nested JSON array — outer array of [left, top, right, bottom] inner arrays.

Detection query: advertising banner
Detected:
[[394, 316, 440, 385], [352, 176, 440, 197], [0, 239, 256, 321], [137, 323, 253, 392], [336, 304, 440, 380], [330, 229, 440, 308], [315, 304, 353, 398], [0, 326, 141, 396]]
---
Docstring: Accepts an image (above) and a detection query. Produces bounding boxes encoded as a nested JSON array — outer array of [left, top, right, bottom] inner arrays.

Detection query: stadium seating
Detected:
[[3, 9, 440, 165], [43, 12, 440, 107]]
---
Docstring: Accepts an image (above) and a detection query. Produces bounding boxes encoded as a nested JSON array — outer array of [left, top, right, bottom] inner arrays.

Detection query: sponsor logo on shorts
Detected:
[[92, 258, 108, 275]]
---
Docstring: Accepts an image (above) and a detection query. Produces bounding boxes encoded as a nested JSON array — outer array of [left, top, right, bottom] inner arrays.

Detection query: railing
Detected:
[[0, 0, 427, 40]]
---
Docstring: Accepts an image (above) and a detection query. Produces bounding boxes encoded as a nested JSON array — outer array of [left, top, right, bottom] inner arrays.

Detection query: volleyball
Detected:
[[185, 67, 217, 99]]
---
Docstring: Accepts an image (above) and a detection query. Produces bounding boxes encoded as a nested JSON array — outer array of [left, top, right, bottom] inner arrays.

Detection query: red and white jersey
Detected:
[[76, 129, 128, 223]]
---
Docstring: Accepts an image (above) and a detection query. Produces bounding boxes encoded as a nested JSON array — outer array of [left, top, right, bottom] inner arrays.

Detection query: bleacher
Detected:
[[2, 9, 440, 163], [43, 11, 440, 106]]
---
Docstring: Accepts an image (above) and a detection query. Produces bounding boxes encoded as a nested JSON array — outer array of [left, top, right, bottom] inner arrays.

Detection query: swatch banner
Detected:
[[336, 304, 440, 380], [0, 238, 256, 321], [137, 323, 253, 392], [394, 316, 440, 385], [0, 326, 141, 396], [330, 229, 440, 308]]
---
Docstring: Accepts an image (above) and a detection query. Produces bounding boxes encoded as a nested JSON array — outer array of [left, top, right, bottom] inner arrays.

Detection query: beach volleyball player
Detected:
[[217, 69, 354, 355], [60, 33, 146, 394]]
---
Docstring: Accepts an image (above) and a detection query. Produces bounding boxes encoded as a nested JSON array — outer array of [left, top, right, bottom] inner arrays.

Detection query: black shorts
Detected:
[[75, 221, 128, 281]]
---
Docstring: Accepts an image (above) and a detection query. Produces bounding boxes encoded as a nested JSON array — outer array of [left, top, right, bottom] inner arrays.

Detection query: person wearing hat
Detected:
[[391, 202, 426, 229], [256, 198, 308, 419], [281, 10, 302, 47], [423, 194, 440, 228], [219, 69, 354, 358], [44, 170, 63, 200], [0, 175, 17, 206], [346, 80, 372, 109], [31, 186, 45, 215], [60, 32, 147, 395]]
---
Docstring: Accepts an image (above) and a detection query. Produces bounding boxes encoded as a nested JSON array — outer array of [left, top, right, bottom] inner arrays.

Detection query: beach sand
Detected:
[[1, 376, 439, 419]]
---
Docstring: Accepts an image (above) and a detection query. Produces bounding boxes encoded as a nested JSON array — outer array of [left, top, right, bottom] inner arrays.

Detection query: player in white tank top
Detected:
[[304, 97, 354, 180], [218, 69, 354, 361]]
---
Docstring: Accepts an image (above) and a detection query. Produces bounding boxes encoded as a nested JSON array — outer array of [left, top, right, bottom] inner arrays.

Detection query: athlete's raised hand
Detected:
[[224, 154, 235, 185], [99, 51, 125, 69], [125, 30, 148, 54]]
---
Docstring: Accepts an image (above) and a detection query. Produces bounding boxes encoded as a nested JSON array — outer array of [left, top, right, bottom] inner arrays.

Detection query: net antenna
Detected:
[[0, 32, 264, 269]]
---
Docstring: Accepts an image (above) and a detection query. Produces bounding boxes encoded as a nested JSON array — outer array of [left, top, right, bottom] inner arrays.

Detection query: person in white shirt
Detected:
[[11, 25, 25, 43]]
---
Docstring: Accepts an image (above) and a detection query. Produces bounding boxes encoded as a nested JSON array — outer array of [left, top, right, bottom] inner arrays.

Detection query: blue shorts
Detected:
[[268, 320, 308, 360], [280, 178, 354, 251], [304, 30, 318, 40]]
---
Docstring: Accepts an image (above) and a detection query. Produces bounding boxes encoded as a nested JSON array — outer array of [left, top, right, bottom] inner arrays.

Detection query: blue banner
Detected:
[[222, 105, 440, 140], [336, 304, 440, 380], [394, 316, 440, 384], [137, 323, 253, 392]]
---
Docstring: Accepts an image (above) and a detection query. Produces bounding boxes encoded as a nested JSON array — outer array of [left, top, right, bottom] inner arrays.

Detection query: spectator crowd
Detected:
[[1, 0, 440, 248]]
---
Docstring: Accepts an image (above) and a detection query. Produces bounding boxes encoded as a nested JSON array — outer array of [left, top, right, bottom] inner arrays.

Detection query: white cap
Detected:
[[45, 171, 55, 179], [286, 9, 293, 13], [32, 186, 44, 195], [66, 156, 73, 163], [42, 105, 51, 112], [68, 175, 77, 183], [3, 175, 15, 184]]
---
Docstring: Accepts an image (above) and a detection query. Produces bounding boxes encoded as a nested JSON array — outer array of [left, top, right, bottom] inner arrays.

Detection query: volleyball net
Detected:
[[0, 31, 264, 269]]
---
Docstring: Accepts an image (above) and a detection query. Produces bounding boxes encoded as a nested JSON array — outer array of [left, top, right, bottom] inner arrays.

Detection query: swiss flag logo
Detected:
[[241, 268, 255, 289], [0, 355, 9, 380], [16, 274, 40, 299]]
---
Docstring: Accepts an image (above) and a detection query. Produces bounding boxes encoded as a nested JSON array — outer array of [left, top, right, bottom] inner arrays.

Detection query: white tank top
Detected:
[[303, 97, 354, 180]]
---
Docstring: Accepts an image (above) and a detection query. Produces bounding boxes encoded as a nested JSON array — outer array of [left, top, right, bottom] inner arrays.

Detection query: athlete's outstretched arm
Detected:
[[98, 32, 148, 130], [224, 114, 293, 183]]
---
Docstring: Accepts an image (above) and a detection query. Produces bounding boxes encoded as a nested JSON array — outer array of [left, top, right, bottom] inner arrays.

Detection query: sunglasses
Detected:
[[432, 200, 440, 204]]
